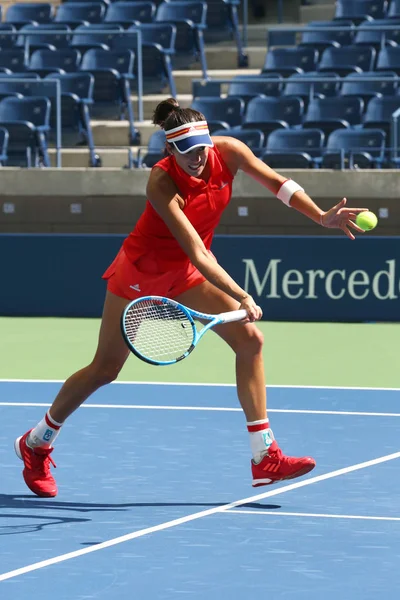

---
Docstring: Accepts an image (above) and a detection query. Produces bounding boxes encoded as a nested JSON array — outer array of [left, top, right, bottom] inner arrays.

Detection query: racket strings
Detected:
[[124, 300, 195, 362]]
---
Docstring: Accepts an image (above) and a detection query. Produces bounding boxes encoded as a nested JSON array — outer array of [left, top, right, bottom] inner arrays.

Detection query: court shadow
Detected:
[[242, 502, 281, 510], [0, 513, 90, 536]]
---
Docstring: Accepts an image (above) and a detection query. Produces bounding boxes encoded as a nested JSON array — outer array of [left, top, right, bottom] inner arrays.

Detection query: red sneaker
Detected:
[[252, 441, 316, 487], [14, 430, 58, 497]]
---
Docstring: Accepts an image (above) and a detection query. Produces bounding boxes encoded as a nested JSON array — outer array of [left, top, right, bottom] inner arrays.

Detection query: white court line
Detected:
[[229, 510, 400, 522], [1, 450, 400, 583], [0, 402, 399, 418], [0, 379, 399, 392]]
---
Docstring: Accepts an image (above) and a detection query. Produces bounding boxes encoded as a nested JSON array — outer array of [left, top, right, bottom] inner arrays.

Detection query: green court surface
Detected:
[[0, 318, 398, 388]]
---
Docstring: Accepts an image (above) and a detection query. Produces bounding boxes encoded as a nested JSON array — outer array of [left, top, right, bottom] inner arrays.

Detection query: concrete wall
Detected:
[[0, 168, 398, 235]]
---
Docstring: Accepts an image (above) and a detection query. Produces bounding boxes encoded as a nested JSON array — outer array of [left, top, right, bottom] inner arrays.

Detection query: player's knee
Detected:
[[90, 362, 122, 387], [233, 324, 264, 356]]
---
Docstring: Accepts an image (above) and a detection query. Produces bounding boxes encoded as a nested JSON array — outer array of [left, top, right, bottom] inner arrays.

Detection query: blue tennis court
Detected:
[[1, 381, 400, 599]]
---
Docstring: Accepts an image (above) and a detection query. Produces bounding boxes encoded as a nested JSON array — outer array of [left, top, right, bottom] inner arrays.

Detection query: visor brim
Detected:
[[172, 133, 214, 154]]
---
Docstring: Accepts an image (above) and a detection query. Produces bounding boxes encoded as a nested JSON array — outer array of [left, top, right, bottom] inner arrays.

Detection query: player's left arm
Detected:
[[215, 137, 369, 240]]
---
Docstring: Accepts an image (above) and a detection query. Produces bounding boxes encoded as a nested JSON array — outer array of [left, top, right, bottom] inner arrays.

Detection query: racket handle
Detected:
[[218, 309, 249, 324]]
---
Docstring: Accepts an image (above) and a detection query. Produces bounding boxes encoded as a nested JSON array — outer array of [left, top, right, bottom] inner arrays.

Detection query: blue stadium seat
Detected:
[[191, 96, 245, 131], [71, 24, 123, 54], [45, 72, 100, 167], [199, 0, 248, 67], [112, 24, 177, 95], [28, 48, 81, 77], [227, 75, 283, 104], [283, 72, 341, 105], [386, 0, 400, 18], [318, 45, 376, 76], [299, 20, 356, 53], [0, 126, 9, 165], [5, 3, 54, 28], [80, 48, 140, 143], [363, 95, 400, 137], [211, 127, 265, 157], [155, 1, 208, 76], [335, 1, 388, 24], [340, 71, 398, 102], [54, 2, 106, 28], [137, 128, 166, 167], [354, 18, 400, 48], [262, 47, 319, 77], [0, 49, 28, 72], [0, 24, 18, 50], [322, 128, 386, 168], [104, 2, 156, 26], [376, 45, 400, 73], [17, 24, 72, 54], [303, 96, 364, 135], [262, 128, 325, 168], [0, 95, 51, 166], [242, 96, 304, 137]]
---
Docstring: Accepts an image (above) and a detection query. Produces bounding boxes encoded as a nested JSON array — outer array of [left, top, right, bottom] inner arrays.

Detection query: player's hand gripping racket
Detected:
[[121, 295, 249, 366]]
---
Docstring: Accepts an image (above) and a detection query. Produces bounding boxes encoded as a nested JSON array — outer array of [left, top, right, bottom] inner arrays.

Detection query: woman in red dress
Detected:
[[15, 98, 367, 497]]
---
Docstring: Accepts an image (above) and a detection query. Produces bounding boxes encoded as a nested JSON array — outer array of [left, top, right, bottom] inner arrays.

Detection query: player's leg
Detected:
[[175, 281, 316, 486], [15, 290, 131, 497]]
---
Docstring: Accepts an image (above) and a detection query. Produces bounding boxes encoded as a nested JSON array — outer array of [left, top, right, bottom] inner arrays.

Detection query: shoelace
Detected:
[[31, 449, 57, 475]]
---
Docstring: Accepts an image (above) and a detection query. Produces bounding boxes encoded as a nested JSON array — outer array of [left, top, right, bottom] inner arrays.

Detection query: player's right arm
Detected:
[[146, 168, 261, 321]]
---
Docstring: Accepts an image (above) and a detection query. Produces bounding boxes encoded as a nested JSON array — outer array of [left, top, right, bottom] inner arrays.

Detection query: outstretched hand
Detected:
[[321, 198, 369, 240]]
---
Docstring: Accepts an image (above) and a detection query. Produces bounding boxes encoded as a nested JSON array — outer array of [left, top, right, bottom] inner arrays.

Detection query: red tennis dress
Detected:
[[102, 145, 233, 299]]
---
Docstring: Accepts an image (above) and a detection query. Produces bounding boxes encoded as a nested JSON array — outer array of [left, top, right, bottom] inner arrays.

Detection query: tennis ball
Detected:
[[356, 211, 378, 232]]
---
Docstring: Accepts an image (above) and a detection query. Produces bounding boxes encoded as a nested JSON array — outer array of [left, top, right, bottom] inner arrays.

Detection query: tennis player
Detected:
[[15, 98, 368, 497]]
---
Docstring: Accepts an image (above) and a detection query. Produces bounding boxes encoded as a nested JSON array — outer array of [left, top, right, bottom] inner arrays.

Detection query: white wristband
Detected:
[[276, 179, 304, 207]]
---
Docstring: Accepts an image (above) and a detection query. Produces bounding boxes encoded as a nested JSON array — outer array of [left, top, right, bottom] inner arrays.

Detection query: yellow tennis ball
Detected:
[[356, 211, 378, 231]]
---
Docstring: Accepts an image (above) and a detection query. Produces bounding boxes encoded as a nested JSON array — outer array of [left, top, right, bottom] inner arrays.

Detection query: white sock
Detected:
[[247, 418, 275, 463], [28, 411, 63, 448]]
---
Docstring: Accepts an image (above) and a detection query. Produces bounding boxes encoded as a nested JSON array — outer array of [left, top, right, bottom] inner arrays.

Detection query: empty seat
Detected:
[[105, 2, 156, 26], [55, 3, 106, 28], [201, 0, 247, 67], [335, 1, 388, 24], [191, 96, 245, 131], [318, 45, 376, 76], [0, 95, 51, 166], [262, 128, 325, 168], [376, 46, 400, 74], [283, 72, 341, 104], [262, 47, 319, 77], [156, 1, 208, 76], [363, 95, 400, 139], [386, 0, 400, 17], [227, 75, 283, 103], [71, 24, 123, 53], [211, 127, 265, 157], [340, 71, 398, 102], [322, 128, 386, 168], [28, 48, 81, 77], [80, 48, 140, 143], [5, 3, 53, 27], [137, 129, 166, 167], [0, 49, 27, 72], [300, 20, 356, 53], [354, 18, 400, 48], [242, 96, 304, 137], [0, 24, 18, 50], [303, 96, 364, 135], [17, 24, 72, 54]]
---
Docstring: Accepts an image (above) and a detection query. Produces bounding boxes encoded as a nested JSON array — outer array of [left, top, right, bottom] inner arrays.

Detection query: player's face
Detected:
[[172, 146, 209, 177]]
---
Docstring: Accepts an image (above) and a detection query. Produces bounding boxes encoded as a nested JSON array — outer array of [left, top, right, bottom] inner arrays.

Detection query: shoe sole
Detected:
[[14, 436, 22, 461], [252, 462, 316, 487]]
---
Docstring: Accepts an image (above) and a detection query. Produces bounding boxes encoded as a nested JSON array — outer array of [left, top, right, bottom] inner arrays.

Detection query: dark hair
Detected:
[[152, 97, 205, 132]]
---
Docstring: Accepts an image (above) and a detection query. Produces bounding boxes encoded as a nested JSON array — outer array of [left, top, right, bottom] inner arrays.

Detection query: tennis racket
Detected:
[[121, 295, 249, 366]]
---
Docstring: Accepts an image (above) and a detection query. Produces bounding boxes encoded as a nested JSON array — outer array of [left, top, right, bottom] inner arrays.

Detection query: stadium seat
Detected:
[[45, 72, 100, 167], [80, 48, 140, 143], [0, 24, 18, 50], [17, 24, 72, 55], [0, 126, 9, 165], [70, 24, 124, 54], [262, 128, 325, 168], [54, 3, 106, 28], [112, 23, 177, 95], [363, 95, 400, 137], [376, 46, 400, 74], [283, 72, 341, 105], [137, 128, 166, 167], [191, 96, 245, 131], [299, 20, 356, 53], [318, 45, 376, 76], [104, 2, 156, 27], [0, 49, 28, 72], [211, 127, 265, 157], [262, 47, 319, 77], [155, 1, 208, 76], [242, 96, 304, 137], [386, 0, 400, 18], [0, 95, 51, 166], [354, 18, 400, 48], [322, 128, 386, 168], [227, 75, 283, 104], [340, 71, 398, 102], [334, 1, 388, 24], [28, 48, 81, 77], [200, 0, 248, 67], [5, 3, 53, 28], [303, 96, 364, 135]]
